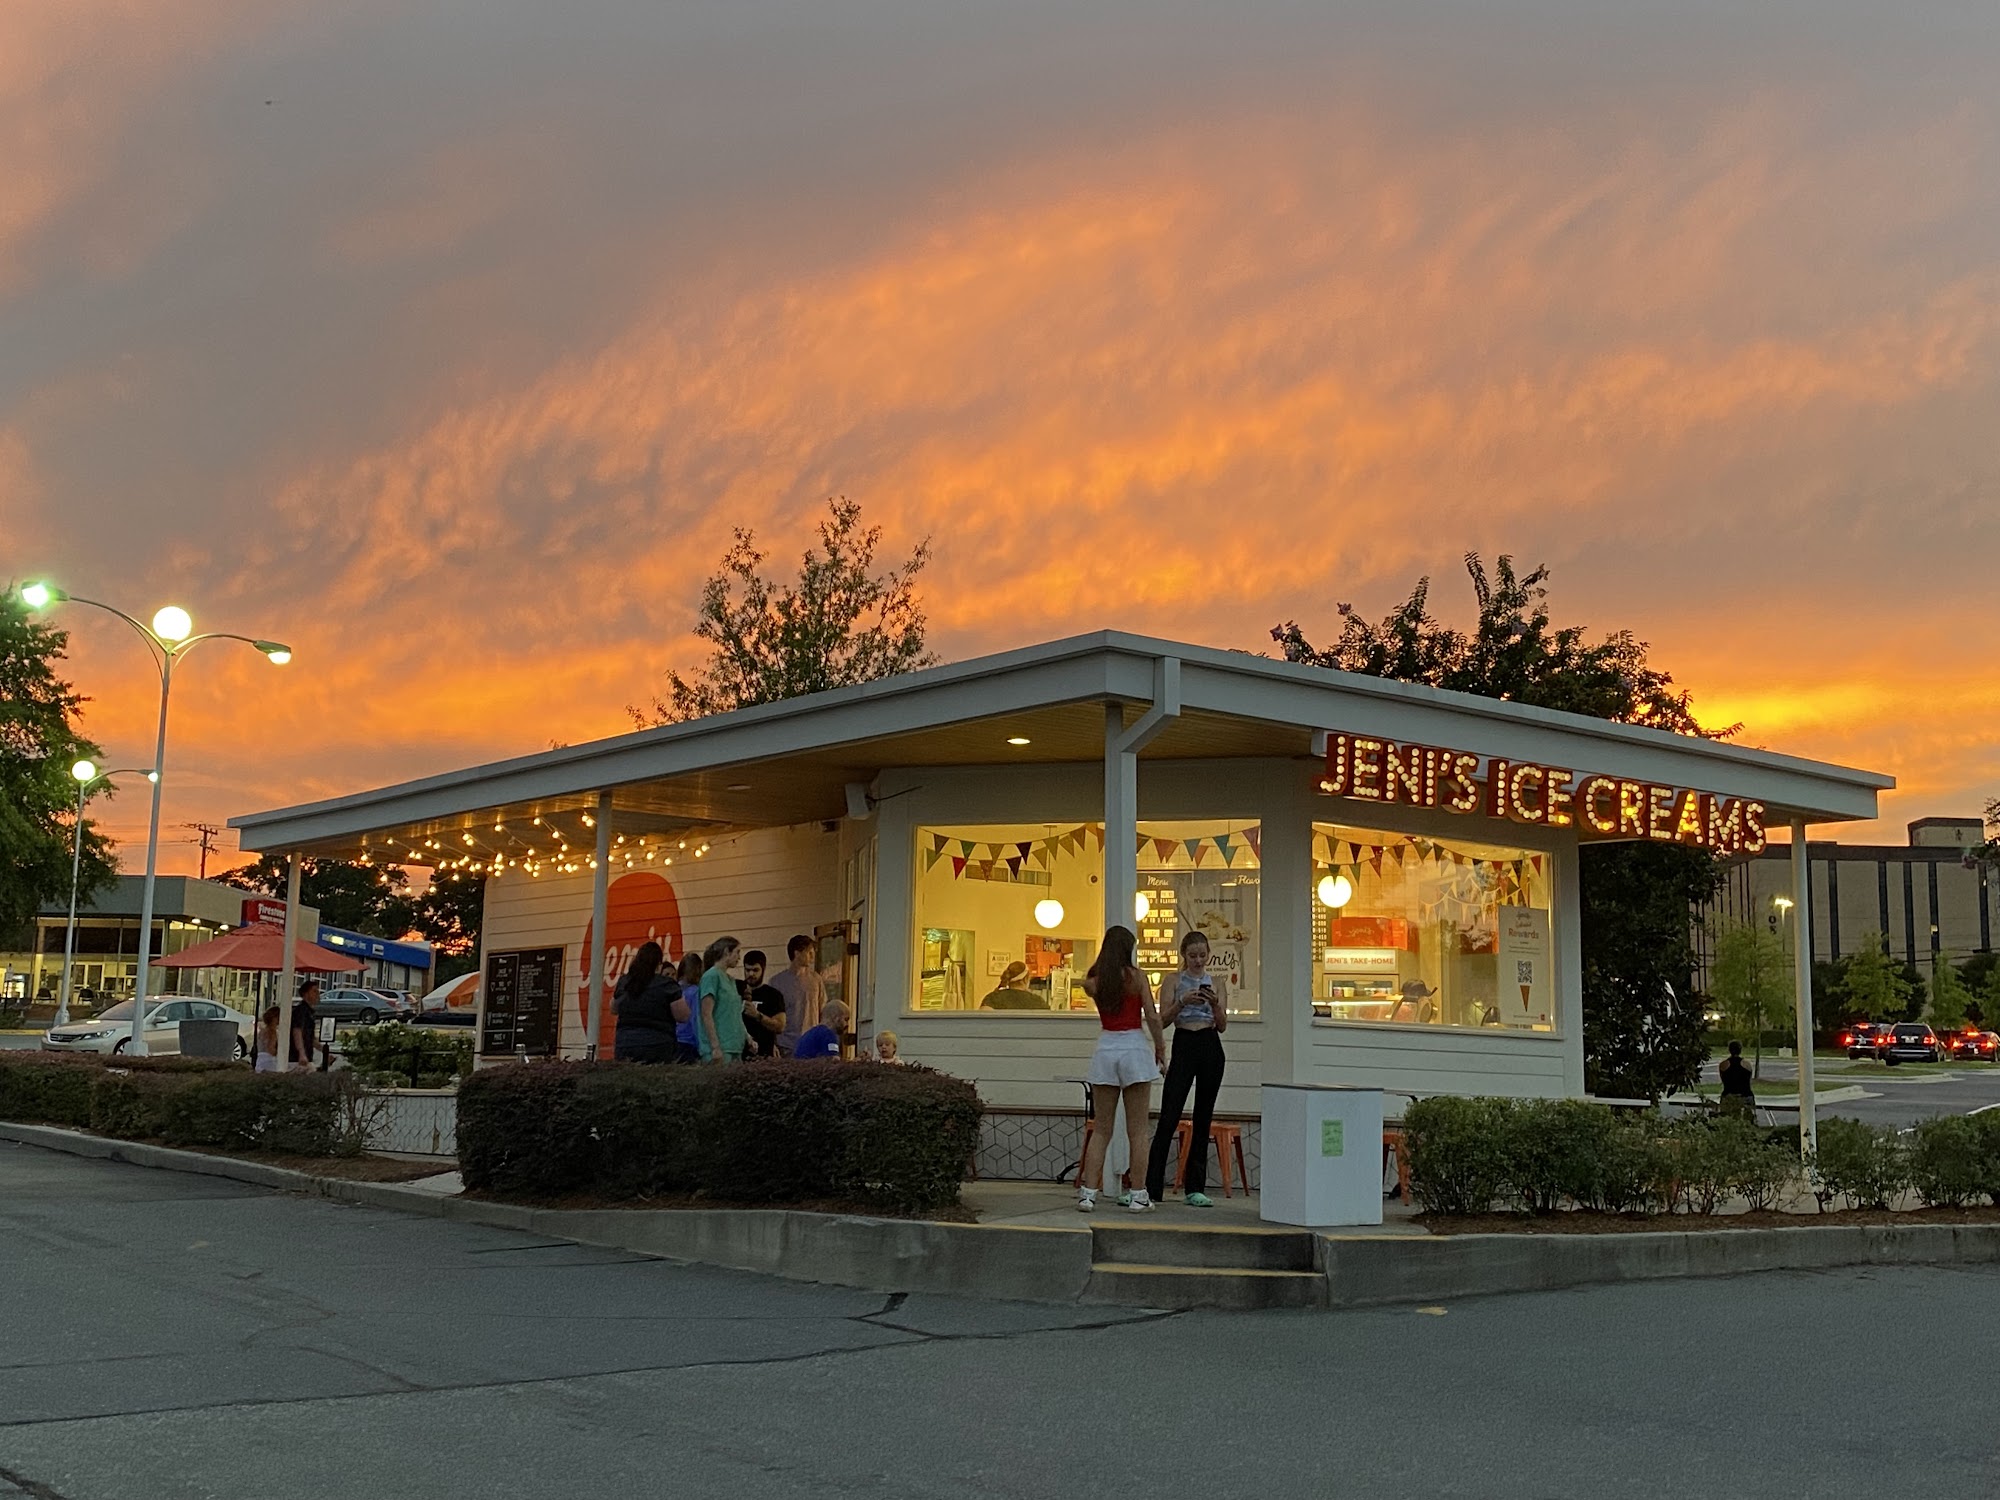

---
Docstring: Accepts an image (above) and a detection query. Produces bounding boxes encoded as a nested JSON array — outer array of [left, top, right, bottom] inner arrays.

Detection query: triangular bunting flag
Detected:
[[932, 833, 949, 854], [959, 841, 977, 859], [1006, 856, 1022, 876], [1017, 842, 1033, 862], [1246, 827, 1261, 860], [1154, 838, 1177, 863], [923, 846, 944, 873], [951, 857, 966, 878]]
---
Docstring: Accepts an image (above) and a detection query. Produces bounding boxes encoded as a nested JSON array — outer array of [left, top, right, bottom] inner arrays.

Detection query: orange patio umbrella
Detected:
[[156, 925, 366, 974]]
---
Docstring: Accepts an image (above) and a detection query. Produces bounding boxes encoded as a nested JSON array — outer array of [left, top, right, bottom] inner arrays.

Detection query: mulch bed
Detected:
[[457, 1186, 978, 1223], [1419, 1205, 2000, 1236]]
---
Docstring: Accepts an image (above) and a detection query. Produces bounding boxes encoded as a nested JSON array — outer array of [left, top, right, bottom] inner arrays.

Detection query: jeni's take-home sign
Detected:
[[1318, 733, 1769, 854]]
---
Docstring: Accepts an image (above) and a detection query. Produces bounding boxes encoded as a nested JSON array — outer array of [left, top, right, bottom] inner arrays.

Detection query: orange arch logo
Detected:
[[576, 871, 685, 1058]]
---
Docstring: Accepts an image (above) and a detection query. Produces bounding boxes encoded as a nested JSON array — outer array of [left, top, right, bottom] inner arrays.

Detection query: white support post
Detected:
[[584, 791, 613, 1059], [1101, 657, 1181, 934], [1792, 818, 1817, 1161], [275, 854, 301, 1068], [1103, 704, 1138, 937]]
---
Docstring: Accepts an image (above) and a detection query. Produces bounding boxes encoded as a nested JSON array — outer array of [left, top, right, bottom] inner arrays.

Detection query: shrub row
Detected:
[[456, 1060, 984, 1214], [1403, 1097, 1801, 1217], [0, 1051, 361, 1156], [1404, 1097, 2000, 1217], [335, 1023, 474, 1089]]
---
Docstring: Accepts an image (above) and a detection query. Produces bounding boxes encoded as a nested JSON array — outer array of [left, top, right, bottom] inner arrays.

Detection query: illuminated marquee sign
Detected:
[[1318, 733, 1768, 855]]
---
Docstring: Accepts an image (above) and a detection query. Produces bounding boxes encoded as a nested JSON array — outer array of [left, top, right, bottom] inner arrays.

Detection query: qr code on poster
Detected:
[[1515, 961, 1533, 986]]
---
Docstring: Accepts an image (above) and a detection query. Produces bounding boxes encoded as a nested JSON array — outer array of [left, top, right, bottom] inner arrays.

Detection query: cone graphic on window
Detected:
[[1519, 980, 1533, 1010]]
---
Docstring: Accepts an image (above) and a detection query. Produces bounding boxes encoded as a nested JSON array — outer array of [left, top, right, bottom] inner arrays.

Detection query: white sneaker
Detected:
[[1076, 1189, 1097, 1213], [1127, 1190, 1155, 1213]]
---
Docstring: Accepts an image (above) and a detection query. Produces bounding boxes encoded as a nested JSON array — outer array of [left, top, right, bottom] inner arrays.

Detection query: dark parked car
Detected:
[[1942, 1027, 1999, 1061], [1874, 1023, 1942, 1064], [406, 1007, 475, 1029], [1839, 1021, 1889, 1059], [313, 987, 414, 1026]]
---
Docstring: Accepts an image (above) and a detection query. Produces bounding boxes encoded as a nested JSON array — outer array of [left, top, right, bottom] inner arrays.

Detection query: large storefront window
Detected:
[[910, 821, 1261, 1017], [1312, 822, 1554, 1032]]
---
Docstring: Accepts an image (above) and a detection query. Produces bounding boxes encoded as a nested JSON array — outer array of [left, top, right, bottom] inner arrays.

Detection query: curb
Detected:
[[15, 1122, 2000, 1311], [0, 1123, 1095, 1306], [1316, 1221, 2000, 1307]]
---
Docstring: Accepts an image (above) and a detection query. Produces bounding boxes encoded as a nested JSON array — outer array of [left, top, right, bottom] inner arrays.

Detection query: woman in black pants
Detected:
[[1145, 931, 1229, 1208]]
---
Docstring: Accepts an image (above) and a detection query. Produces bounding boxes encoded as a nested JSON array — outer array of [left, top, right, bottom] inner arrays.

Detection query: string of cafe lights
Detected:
[[355, 811, 717, 885]]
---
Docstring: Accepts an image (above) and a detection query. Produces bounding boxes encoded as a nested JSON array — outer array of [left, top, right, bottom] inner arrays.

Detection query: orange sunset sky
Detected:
[[6, 2, 1998, 873]]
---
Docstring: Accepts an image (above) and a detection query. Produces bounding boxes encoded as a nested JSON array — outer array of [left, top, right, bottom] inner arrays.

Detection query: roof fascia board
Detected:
[[232, 647, 1158, 852], [1174, 659, 1885, 821]]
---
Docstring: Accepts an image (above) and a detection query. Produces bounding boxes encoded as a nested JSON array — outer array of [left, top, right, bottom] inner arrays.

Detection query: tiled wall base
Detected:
[[977, 1110, 1262, 1191]]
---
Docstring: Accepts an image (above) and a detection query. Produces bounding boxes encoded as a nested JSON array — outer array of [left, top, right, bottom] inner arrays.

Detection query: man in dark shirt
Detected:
[[740, 951, 787, 1059], [1718, 1040, 1755, 1116], [290, 981, 320, 1068]]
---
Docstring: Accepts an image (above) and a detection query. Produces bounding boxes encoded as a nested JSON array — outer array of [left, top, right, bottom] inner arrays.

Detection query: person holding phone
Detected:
[[1145, 931, 1230, 1208]]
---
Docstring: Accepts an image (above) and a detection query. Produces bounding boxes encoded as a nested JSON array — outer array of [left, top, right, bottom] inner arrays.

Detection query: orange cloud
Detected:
[[19, 48, 1999, 869]]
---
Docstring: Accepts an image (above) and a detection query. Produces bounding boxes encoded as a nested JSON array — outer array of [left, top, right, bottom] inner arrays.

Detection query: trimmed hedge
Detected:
[[457, 1060, 983, 1214], [1403, 1096, 1801, 1217], [335, 1023, 474, 1089], [0, 1051, 354, 1156]]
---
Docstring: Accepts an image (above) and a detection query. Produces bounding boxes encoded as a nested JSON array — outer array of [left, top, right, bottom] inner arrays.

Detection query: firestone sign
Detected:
[[1318, 732, 1769, 855]]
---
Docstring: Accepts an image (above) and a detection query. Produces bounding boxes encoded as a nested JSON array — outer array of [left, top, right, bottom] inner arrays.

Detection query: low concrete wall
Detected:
[[1317, 1222, 2000, 1307]]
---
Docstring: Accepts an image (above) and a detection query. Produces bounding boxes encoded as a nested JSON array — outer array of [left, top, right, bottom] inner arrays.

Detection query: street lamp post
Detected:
[[57, 759, 157, 1027], [21, 584, 290, 1055]]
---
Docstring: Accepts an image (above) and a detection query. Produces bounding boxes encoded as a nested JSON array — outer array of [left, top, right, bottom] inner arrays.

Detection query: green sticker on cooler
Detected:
[[1321, 1119, 1344, 1157]]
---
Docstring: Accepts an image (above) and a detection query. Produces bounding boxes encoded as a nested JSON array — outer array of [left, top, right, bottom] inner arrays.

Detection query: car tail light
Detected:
[[1839, 1033, 1852, 1046]]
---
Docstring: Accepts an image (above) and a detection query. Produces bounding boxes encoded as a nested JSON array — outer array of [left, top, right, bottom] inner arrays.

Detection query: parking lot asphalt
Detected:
[[7, 1141, 2000, 1500]]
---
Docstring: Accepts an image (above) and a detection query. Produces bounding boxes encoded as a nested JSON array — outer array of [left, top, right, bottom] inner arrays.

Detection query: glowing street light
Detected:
[[20, 583, 291, 1053], [55, 759, 158, 1027]]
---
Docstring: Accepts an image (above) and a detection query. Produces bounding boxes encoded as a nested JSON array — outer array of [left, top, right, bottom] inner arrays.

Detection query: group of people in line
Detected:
[[611, 932, 902, 1065]]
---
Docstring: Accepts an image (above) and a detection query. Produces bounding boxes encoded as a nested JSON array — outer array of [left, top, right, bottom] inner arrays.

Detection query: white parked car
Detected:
[[43, 998, 254, 1059]]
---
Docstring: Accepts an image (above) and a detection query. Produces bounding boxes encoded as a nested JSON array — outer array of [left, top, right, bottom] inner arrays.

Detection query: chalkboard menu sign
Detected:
[[479, 946, 564, 1057]]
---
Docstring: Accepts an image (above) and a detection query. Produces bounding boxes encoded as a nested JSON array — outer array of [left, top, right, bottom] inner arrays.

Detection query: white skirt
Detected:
[[254, 1053, 285, 1074], [1085, 1029, 1160, 1088]]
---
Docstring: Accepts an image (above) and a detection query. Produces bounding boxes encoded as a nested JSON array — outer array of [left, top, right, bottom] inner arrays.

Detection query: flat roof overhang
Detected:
[[229, 632, 1894, 862]]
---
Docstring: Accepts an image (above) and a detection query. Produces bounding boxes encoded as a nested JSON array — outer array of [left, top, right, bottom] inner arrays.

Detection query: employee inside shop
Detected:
[[979, 961, 1046, 1010]]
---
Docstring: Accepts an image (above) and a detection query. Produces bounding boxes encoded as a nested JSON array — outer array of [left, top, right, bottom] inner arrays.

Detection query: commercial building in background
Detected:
[[230, 631, 1890, 1185], [1707, 817, 1996, 983], [311, 924, 434, 993], [0, 877, 319, 1006]]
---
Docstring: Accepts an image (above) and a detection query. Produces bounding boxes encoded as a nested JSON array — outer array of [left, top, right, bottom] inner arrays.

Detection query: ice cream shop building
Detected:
[[230, 632, 1891, 1181]]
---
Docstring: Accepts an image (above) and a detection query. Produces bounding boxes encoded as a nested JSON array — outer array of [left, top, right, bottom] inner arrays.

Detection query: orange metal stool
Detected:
[[1382, 1124, 1411, 1203], [1171, 1120, 1249, 1197]]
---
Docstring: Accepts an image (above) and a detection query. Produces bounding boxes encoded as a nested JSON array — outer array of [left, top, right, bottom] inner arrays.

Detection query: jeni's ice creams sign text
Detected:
[[1318, 733, 1769, 855]]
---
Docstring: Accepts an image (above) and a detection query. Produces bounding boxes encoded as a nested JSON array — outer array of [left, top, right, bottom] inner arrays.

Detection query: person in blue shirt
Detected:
[[672, 952, 704, 1064], [793, 999, 848, 1060]]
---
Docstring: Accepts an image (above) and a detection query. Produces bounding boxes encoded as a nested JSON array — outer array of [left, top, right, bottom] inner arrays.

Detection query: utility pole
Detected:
[[184, 822, 224, 879]]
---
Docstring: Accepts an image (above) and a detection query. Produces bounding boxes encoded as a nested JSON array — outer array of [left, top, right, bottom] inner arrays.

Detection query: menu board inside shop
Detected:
[[479, 946, 564, 1056]]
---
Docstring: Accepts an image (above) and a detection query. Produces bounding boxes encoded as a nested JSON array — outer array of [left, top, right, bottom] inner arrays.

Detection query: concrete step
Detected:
[[1085, 1263, 1327, 1311], [1090, 1223, 1316, 1272]]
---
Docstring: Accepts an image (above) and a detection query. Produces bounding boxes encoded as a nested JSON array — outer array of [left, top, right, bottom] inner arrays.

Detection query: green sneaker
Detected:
[[1185, 1192, 1214, 1208]]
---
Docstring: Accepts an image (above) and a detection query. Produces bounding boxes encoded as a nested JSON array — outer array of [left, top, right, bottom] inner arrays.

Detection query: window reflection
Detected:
[[1313, 823, 1555, 1032]]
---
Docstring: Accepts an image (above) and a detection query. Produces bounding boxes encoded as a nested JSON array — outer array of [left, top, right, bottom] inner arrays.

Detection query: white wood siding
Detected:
[[1308, 1022, 1569, 1098]]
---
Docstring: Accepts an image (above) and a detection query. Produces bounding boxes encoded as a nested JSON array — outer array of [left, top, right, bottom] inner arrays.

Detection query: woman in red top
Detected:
[[1077, 925, 1166, 1212]]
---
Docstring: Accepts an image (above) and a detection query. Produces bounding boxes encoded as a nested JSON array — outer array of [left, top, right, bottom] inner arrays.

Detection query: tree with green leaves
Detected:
[[1274, 553, 1727, 1100], [0, 586, 118, 937], [1928, 953, 1973, 1032], [1709, 919, 1793, 1075], [1840, 936, 1913, 1020], [630, 497, 935, 726], [218, 854, 416, 938]]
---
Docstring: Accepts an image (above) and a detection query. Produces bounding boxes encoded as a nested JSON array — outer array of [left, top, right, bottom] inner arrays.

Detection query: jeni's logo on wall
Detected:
[[576, 871, 685, 1055], [1318, 733, 1768, 855]]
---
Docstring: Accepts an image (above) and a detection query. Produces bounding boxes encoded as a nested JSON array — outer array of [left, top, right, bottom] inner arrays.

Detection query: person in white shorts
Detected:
[[1077, 924, 1166, 1213]]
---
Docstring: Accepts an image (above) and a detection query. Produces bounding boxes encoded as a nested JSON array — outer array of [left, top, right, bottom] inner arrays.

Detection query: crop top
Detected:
[[1171, 972, 1217, 1027], [1097, 970, 1145, 1032]]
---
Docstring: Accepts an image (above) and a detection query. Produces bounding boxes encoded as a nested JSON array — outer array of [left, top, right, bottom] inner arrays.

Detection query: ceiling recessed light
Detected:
[[1006, 736, 1032, 746], [726, 783, 752, 792]]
